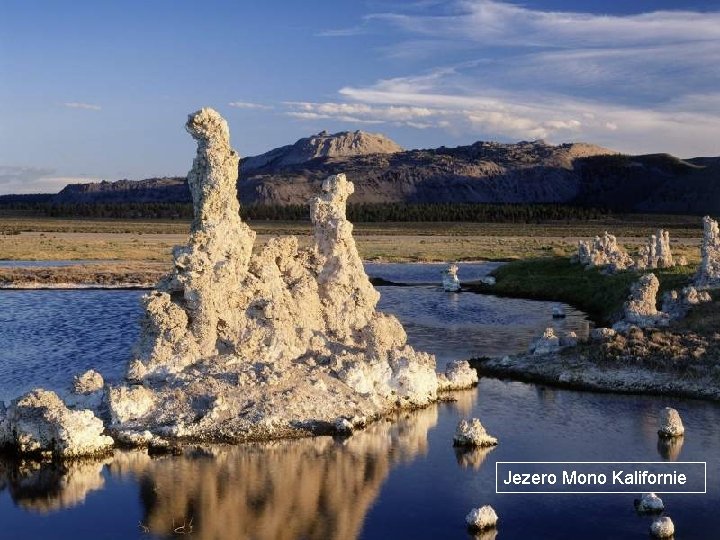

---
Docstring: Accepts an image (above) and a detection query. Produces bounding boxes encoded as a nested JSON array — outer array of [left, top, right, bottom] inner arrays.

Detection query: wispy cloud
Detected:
[[0, 166, 100, 194], [228, 101, 274, 110], [63, 102, 101, 111], [316, 26, 368, 37], [297, 1, 720, 156]]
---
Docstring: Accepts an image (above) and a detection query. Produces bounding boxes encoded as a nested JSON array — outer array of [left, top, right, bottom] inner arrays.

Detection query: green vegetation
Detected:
[[0, 201, 610, 222], [468, 257, 696, 324]]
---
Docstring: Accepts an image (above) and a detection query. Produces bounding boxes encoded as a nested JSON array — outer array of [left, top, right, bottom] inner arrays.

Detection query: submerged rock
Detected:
[[442, 264, 461, 292], [658, 407, 684, 438], [0, 390, 113, 457], [453, 418, 498, 448], [105, 108, 455, 444], [695, 216, 720, 288], [635, 492, 664, 513], [650, 516, 675, 538], [465, 505, 498, 531]]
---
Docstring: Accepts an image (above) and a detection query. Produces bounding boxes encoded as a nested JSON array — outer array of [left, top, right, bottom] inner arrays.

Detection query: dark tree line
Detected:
[[0, 201, 609, 223]]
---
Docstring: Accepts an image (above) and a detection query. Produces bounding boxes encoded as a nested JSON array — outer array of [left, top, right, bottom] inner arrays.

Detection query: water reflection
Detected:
[[454, 446, 496, 471], [0, 457, 110, 513], [657, 436, 684, 461], [0, 407, 439, 540]]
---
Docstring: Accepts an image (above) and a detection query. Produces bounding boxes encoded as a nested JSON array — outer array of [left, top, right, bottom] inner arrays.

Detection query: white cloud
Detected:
[[228, 101, 274, 110], [369, 0, 720, 48], [300, 1, 720, 156], [63, 102, 101, 111], [0, 166, 100, 194]]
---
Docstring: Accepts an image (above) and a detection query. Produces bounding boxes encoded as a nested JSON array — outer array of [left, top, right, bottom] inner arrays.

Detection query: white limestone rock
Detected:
[[650, 516, 675, 538], [575, 232, 634, 272], [0, 389, 113, 457], [73, 370, 104, 394], [662, 286, 712, 320], [695, 216, 720, 288], [442, 264, 461, 292], [438, 360, 479, 391], [465, 505, 498, 531], [615, 274, 669, 330], [453, 418, 498, 448], [635, 492, 664, 513], [529, 328, 560, 355], [658, 407, 684, 438], [591, 327, 616, 341], [108, 108, 445, 444], [637, 230, 674, 269]]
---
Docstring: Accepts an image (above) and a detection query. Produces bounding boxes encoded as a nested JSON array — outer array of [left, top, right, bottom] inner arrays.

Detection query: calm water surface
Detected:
[[0, 263, 717, 539]]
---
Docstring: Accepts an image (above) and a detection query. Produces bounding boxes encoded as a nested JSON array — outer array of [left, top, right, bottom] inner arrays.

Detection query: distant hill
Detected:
[[14, 130, 720, 215]]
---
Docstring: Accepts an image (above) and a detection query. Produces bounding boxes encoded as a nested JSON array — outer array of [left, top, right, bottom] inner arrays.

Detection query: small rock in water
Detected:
[[480, 276, 496, 285], [650, 516, 675, 538], [334, 417, 354, 435], [442, 263, 461, 292], [453, 418, 498, 447], [658, 407, 684, 438], [465, 505, 498, 531], [438, 360, 479, 391], [634, 492, 664, 513], [552, 305, 566, 318], [72, 369, 104, 394], [529, 327, 560, 355]]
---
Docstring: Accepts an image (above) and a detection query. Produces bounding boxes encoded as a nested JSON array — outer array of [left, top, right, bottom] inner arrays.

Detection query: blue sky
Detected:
[[1, 0, 719, 194]]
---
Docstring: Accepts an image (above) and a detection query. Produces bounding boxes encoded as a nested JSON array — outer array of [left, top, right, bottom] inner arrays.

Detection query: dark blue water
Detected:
[[365, 261, 502, 284], [0, 263, 717, 539]]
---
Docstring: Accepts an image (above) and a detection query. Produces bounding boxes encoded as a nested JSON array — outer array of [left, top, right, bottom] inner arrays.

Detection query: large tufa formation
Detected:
[[574, 232, 634, 272], [614, 274, 669, 330], [695, 216, 720, 288], [109, 108, 475, 444], [637, 229, 675, 269]]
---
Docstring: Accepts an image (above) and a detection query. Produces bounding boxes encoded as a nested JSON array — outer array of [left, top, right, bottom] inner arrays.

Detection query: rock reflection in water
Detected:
[[454, 446, 496, 470], [0, 457, 110, 513], [657, 436, 684, 461], [1, 406, 438, 540]]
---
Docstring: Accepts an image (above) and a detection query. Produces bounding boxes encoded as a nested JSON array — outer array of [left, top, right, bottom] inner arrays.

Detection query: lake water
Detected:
[[1, 263, 717, 539]]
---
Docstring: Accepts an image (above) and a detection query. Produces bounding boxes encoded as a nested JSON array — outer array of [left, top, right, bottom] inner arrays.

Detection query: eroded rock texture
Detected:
[[110, 108, 475, 444], [575, 232, 633, 272], [637, 230, 674, 269], [695, 216, 720, 288], [0, 390, 113, 458], [614, 274, 669, 330]]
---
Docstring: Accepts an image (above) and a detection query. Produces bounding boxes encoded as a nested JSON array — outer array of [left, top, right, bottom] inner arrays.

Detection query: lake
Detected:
[[1, 263, 716, 539]]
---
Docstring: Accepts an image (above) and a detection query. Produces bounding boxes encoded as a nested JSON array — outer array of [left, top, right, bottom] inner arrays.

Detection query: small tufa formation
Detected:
[[661, 286, 711, 320], [72, 369, 104, 394], [0, 389, 113, 457], [695, 216, 720, 288], [650, 516, 675, 538], [465, 505, 498, 532], [636, 230, 675, 270], [107, 108, 476, 445], [615, 274, 668, 330], [658, 407, 684, 438], [528, 328, 577, 355], [574, 232, 634, 272], [591, 327, 616, 341], [635, 492, 664, 513], [453, 418, 498, 448], [442, 264, 461, 292], [438, 360, 479, 391]]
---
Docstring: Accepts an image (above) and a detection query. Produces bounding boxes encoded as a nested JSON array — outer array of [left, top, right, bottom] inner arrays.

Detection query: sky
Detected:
[[0, 0, 719, 194]]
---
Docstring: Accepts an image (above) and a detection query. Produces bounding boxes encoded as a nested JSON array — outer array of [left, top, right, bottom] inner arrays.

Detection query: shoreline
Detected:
[[470, 354, 720, 402]]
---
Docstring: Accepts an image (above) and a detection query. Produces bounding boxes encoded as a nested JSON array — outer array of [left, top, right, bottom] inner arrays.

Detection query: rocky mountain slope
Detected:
[[45, 130, 720, 214]]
